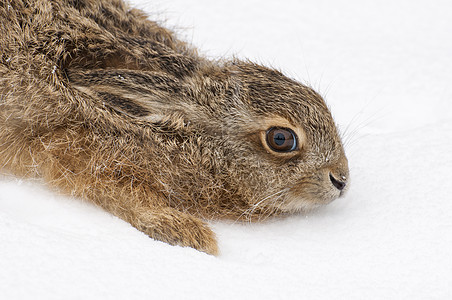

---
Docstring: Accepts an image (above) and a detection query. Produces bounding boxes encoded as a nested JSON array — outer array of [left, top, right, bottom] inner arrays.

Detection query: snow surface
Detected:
[[1, 0, 452, 299]]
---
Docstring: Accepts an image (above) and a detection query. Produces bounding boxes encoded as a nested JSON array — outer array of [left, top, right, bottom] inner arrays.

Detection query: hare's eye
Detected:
[[266, 127, 297, 152]]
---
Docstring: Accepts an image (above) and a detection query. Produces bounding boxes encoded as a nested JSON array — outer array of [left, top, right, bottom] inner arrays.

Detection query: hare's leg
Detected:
[[36, 143, 218, 254], [40, 160, 219, 255], [128, 206, 219, 255], [35, 149, 219, 255]]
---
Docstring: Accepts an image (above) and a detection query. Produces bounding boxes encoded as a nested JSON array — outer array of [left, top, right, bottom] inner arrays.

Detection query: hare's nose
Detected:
[[329, 173, 346, 191]]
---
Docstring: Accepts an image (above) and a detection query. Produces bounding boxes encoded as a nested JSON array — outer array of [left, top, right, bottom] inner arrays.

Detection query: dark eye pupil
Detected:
[[266, 127, 297, 152], [274, 133, 285, 146]]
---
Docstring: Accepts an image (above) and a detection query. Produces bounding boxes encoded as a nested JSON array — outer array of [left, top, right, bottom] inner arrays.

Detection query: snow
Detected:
[[1, 0, 452, 298]]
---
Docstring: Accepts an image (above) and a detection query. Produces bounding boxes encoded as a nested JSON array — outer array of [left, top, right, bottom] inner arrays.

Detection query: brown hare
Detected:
[[0, 0, 349, 255]]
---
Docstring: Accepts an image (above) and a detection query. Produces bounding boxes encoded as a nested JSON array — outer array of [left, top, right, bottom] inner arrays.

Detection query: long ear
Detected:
[[67, 68, 187, 121]]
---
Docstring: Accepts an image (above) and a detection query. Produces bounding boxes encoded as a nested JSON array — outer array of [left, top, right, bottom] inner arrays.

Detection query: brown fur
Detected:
[[0, 0, 349, 255]]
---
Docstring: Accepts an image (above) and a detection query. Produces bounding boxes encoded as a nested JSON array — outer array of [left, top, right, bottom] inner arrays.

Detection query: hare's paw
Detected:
[[134, 208, 219, 255]]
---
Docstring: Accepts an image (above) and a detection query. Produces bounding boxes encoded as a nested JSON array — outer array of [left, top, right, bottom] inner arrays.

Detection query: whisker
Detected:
[[257, 191, 287, 222], [235, 188, 289, 223]]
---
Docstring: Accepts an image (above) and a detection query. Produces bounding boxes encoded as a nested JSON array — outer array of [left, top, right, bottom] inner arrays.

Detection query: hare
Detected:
[[0, 0, 349, 255]]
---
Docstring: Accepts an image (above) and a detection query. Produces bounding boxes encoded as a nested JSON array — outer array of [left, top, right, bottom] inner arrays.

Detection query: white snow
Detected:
[[1, 0, 452, 299]]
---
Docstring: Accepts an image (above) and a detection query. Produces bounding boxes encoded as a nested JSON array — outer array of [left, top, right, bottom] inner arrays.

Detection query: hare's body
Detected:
[[0, 0, 349, 254]]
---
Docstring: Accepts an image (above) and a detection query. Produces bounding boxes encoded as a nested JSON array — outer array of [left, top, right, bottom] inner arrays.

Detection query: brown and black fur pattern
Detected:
[[0, 0, 349, 254]]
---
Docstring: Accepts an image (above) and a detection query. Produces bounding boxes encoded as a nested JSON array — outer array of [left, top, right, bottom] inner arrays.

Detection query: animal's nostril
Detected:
[[329, 173, 346, 191]]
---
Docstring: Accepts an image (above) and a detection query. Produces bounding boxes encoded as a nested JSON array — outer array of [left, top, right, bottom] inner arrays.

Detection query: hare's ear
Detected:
[[67, 69, 184, 120]]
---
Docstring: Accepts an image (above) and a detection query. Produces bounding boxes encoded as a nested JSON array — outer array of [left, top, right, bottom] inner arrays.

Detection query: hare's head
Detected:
[[174, 61, 349, 217]]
